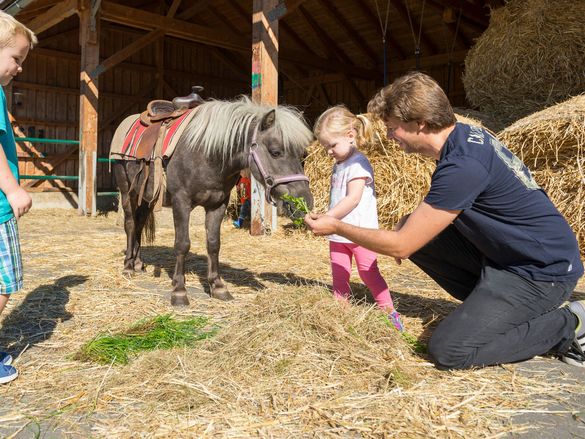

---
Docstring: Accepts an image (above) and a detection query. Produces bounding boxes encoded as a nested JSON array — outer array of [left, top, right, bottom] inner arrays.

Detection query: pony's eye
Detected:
[[269, 149, 282, 158]]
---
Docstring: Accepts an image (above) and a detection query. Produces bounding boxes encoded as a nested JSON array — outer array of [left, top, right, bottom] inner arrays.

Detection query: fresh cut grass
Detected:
[[75, 314, 218, 365]]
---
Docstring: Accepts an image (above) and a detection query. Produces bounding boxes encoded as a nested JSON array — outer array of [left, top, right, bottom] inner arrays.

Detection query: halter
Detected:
[[247, 124, 309, 205]]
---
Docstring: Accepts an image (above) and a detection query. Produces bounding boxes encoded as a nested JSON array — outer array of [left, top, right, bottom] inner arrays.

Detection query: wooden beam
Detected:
[[427, 0, 489, 28], [176, 0, 213, 21], [353, 1, 406, 59], [389, 0, 438, 56], [78, 0, 100, 216], [317, 0, 379, 66], [251, 0, 279, 236], [297, 5, 354, 67], [23, 146, 78, 189], [166, 0, 183, 18], [100, 1, 246, 52], [25, 0, 77, 34], [91, 28, 165, 79]]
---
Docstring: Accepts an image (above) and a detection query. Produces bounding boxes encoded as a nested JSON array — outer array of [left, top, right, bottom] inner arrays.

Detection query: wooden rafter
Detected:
[[24, 0, 77, 35], [91, 28, 165, 79], [426, 1, 486, 33], [389, 0, 438, 56], [166, 0, 183, 18], [280, 21, 318, 57], [353, 1, 406, 59], [427, 0, 489, 28], [317, 0, 379, 66], [100, 1, 246, 52], [176, 0, 213, 21], [297, 5, 354, 67]]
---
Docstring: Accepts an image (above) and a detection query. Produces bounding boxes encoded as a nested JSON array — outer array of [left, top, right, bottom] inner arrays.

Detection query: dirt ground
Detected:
[[0, 208, 584, 438]]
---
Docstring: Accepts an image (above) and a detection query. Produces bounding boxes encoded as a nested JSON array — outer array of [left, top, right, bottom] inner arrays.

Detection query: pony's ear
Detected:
[[259, 109, 276, 131]]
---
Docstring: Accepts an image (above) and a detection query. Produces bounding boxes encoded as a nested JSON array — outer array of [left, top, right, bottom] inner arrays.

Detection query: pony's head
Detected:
[[249, 107, 314, 219]]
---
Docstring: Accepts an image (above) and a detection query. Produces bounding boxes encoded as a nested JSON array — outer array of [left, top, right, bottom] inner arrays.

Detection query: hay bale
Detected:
[[498, 94, 585, 254], [305, 115, 481, 230], [463, 0, 585, 125], [453, 107, 505, 133]]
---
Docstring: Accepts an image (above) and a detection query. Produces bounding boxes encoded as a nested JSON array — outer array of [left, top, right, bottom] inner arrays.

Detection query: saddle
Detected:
[[130, 86, 205, 211], [136, 86, 205, 159]]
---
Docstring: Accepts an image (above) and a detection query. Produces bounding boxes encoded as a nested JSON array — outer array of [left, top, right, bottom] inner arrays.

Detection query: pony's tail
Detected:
[[143, 210, 156, 244]]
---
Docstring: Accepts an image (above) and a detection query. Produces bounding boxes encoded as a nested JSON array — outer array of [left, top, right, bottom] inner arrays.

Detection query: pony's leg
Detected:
[[132, 204, 152, 272], [205, 202, 233, 301], [171, 198, 192, 306], [114, 164, 138, 276]]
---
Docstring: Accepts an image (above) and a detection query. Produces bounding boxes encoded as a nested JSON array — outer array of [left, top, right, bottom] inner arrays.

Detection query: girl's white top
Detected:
[[328, 150, 379, 243]]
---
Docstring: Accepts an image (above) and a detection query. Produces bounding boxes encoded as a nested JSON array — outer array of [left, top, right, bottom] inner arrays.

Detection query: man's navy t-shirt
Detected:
[[424, 123, 583, 282]]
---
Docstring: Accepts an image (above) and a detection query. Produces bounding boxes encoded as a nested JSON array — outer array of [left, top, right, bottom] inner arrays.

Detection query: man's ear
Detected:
[[260, 109, 276, 131], [417, 120, 426, 132]]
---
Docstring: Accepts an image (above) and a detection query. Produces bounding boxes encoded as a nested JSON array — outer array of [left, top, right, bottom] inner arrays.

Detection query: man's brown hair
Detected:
[[367, 72, 456, 131]]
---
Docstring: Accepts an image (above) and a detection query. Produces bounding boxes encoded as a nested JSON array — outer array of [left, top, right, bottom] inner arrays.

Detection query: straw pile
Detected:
[[463, 0, 585, 125], [499, 94, 585, 253], [305, 114, 482, 229]]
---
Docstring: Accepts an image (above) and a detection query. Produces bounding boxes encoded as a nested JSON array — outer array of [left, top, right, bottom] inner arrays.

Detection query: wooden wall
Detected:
[[10, 15, 468, 193]]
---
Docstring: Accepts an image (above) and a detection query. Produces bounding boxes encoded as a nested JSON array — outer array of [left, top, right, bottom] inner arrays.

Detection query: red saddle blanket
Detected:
[[113, 108, 196, 160]]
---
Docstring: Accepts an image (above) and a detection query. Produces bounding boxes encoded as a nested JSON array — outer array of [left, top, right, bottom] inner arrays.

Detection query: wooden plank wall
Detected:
[[10, 16, 468, 193]]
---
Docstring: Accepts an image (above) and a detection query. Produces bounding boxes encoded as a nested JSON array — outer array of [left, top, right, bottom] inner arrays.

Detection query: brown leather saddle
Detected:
[[130, 86, 205, 210], [136, 86, 205, 160]]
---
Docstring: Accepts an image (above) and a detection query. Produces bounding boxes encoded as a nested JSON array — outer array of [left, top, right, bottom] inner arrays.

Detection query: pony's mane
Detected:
[[181, 96, 313, 162]]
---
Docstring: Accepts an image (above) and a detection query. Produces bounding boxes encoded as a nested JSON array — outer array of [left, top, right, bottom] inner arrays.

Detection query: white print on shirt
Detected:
[[467, 126, 485, 144], [489, 135, 540, 190]]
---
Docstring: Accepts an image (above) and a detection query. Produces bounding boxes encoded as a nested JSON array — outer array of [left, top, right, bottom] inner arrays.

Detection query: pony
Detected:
[[111, 96, 314, 306]]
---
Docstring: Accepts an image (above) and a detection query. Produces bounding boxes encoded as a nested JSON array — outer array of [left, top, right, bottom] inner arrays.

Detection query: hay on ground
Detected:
[[498, 94, 585, 254], [463, 0, 585, 125]]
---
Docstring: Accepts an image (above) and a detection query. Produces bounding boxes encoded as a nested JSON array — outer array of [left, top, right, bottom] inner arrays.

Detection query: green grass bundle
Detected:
[[76, 314, 217, 365]]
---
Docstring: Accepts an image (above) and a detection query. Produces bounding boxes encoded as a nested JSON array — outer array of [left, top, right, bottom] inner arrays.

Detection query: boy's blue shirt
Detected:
[[0, 86, 19, 224]]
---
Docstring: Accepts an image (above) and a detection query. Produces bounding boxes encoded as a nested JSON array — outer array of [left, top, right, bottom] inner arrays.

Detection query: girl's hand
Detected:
[[304, 213, 339, 236]]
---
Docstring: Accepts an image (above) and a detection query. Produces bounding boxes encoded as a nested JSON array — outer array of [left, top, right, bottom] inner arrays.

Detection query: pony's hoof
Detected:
[[212, 289, 234, 301], [122, 269, 134, 279], [171, 292, 190, 307]]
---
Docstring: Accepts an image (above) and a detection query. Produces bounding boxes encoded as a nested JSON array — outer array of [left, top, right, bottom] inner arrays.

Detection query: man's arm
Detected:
[[305, 201, 460, 258]]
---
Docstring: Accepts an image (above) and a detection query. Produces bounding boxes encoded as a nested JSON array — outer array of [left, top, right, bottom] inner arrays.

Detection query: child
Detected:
[[313, 105, 403, 331], [0, 12, 37, 384], [233, 169, 251, 228]]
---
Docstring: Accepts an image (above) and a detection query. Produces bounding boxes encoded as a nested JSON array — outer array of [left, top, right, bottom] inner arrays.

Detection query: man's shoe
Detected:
[[561, 300, 585, 367], [0, 363, 18, 384], [0, 351, 12, 366]]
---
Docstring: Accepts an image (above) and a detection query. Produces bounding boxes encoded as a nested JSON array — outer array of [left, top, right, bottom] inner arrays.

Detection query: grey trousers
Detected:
[[410, 225, 578, 369]]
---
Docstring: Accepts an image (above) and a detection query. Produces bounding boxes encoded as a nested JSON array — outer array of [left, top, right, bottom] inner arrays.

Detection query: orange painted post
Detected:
[[251, 0, 279, 235], [78, 0, 100, 216]]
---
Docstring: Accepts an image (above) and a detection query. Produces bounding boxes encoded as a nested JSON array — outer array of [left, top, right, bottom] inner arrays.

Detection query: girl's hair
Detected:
[[313, 105, 374, 147], [367, 71, 456, 131], [0, 11, 37, 49]]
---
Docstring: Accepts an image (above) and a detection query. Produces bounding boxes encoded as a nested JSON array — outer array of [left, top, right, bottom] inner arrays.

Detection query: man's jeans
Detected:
[[410, 225, 577, 369]]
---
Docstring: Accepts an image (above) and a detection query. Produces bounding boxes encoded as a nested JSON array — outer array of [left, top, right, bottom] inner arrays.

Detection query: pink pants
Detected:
[[329, 241, 395, 310]]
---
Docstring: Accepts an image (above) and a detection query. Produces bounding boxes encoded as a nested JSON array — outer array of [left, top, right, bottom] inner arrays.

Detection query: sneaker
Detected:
[[0, 351, 12, 366], [0, 363, 18, 384], [388, 310, 404, 333], [561, 300, 585, 367], [233, 219, 243, 228]]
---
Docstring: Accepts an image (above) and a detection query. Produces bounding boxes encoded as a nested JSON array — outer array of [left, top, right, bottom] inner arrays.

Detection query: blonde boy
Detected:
[[0, 11, 36, 384]]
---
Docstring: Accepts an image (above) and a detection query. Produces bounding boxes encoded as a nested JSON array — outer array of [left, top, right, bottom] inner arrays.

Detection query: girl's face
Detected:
[[319, 129, 355, 163], [0, 33, 30, 86]]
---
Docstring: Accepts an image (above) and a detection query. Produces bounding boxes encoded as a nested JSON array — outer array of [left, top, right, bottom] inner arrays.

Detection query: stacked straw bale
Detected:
[[463, 0, 585, 125], [499, 94, 585, 254], [305, 114, 482, 230]]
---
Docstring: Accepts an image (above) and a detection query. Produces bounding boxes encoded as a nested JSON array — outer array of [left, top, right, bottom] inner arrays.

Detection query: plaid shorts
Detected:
[[0, 217, 23, 294]]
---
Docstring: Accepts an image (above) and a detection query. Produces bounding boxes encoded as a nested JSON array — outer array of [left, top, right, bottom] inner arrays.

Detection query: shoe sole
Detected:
[[0, 368, 18, 384], [561, 355, 585, 368]]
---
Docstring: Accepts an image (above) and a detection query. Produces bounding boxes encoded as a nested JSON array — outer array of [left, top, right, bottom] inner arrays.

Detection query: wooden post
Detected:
[[78, 0, 100, 216], [251, 0, 279, 235]]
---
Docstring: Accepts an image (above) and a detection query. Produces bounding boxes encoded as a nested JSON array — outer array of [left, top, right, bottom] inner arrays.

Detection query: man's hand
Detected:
[[392, 214, 410, 265], [304, 212, 340, 236], [7, 186, 32, 219]]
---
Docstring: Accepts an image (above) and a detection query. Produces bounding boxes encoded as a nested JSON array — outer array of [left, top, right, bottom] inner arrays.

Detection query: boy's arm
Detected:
[[0, 145, 31, 219], [326, 177, 366, 219]]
